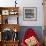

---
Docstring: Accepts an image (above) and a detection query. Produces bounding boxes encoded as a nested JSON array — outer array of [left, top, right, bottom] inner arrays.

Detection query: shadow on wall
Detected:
[[18, 26, 43, 44]]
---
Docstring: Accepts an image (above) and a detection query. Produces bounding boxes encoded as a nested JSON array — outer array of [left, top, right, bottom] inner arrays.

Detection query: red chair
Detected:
[[21, 28, 41, 46]]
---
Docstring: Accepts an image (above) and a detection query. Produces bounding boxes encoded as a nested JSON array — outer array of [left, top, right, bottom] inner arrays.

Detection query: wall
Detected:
[[18, 0, 44, 26], [0, 0, 44, 26]]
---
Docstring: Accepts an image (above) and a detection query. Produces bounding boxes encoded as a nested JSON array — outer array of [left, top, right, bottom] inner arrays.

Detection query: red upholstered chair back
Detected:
[[21, 28, 41, 46]]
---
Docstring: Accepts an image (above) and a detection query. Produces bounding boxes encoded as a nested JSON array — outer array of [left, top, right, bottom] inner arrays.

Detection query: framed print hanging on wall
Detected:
[[23, 7, 37, 21]]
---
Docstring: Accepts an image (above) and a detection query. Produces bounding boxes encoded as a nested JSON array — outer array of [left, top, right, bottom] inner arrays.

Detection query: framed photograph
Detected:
[[2, 10, 9, 15], [23, 7, 37, 21], [9, 10, 17, 15]]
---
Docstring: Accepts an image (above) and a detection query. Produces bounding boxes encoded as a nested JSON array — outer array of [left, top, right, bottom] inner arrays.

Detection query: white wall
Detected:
[[0, 0, 44, 26], [18, 0, 44, 26]]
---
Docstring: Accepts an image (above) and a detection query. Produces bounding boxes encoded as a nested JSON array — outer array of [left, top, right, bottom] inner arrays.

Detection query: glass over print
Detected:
[[23, 7, 37, 21]]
